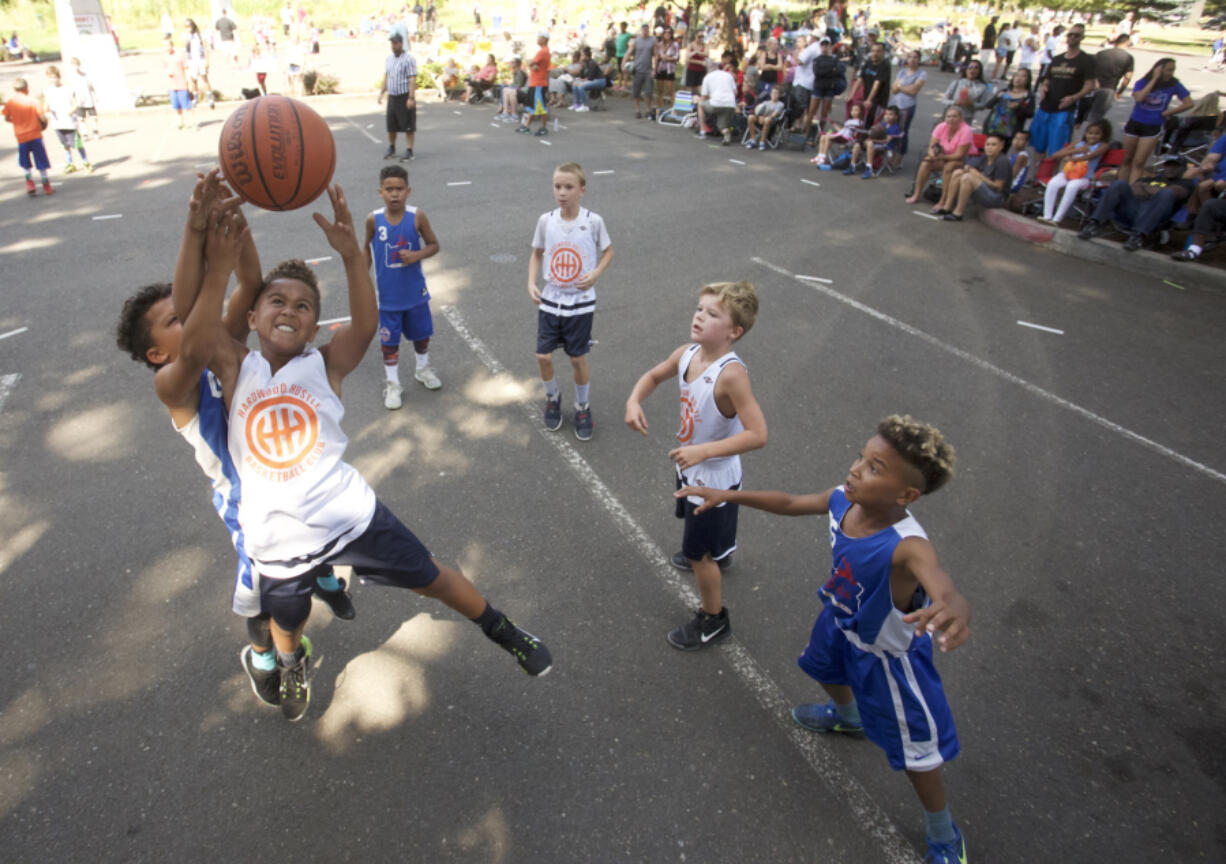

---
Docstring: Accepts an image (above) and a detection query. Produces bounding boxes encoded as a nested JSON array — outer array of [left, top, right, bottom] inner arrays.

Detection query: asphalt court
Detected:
[[1, 93, 1225, 863]]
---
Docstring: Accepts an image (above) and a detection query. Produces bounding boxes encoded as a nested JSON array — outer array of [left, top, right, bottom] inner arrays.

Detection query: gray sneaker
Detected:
[[543, 396, 563, 431], [414, 365, 442, 390], [573, 404, 593, 441]]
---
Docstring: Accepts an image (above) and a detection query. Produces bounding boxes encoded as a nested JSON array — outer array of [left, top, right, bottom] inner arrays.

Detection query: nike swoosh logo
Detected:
[[701, 624, 727, 643]]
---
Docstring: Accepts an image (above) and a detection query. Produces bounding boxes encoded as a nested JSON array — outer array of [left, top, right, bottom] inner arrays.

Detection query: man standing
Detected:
[[857, 41, 890, 126], [1080, 33, 1133, 132], [980, 15, 998, 69], [214, 8, 239, 66], [518, 31, 552, 136], [623, 23, 657, 119], [378, 33, 418, 161], [1031, 23, 1097, 160]]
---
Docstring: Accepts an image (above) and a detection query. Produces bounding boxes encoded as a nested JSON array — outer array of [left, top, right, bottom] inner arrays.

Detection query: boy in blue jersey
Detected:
[[363, 164, 441, 410], [116, 171, 354, 709], [678, 415, 971, 864]]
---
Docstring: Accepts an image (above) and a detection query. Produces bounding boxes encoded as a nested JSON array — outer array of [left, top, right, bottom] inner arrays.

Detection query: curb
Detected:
[[978, 207, 1226, 295]]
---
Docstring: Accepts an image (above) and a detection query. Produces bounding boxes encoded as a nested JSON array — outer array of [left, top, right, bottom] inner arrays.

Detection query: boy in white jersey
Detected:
[[624, 281, 767, 650], [678, 416, 971, 864], [528, 162, 614, 441], [363, 164, 441, 410], [184, 185, 552, 721], [115, 171, 354, 711]]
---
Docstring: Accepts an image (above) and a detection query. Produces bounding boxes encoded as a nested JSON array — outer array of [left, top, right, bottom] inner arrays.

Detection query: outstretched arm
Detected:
[[181, 208, 251, 403], [624, 343, 687, 435], [676, 485, 836, 516], [223, 206, 263, 341], [171, 169, 229, 325], [317, 185, 378, 392], [897, 537, 970, 653]]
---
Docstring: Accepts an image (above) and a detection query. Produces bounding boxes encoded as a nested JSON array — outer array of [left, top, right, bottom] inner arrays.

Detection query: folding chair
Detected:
[[741, 106, 787, 149], [658, 90, 697, 126], [1019, 157, 1059, 217]]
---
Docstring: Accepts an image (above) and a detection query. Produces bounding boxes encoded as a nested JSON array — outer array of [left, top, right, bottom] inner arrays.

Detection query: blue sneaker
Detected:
[[842, 162, 857, 175], [573, 403, 593, 441], [926, 824, 967, 864], [543, 396, 562, 431], [791, 701, 865, 736], [861, 167, 874, 179]]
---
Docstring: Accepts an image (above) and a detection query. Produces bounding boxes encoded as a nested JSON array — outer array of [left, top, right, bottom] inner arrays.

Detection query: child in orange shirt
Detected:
[[2, 78, 52, 196]]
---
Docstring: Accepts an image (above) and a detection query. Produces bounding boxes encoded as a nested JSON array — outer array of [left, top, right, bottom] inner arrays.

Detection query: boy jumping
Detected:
[[528, 162, 614, 441], [363, 164, 442, 410], [625, 281, 767, 649], [183, 185, 552, 721], [679, 415, 970, 863], [116, 171, 354, 709]]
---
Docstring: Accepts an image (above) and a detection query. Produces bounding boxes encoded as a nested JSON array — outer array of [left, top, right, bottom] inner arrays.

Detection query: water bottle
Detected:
[[553, 117, 559, 132]]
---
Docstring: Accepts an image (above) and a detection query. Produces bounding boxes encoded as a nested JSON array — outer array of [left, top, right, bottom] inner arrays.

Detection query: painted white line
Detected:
[[92, 214, 122, 221], [0, 327, 29, 341], [911, 210, 940, 221], [796, 275, 833, 285], [195, 161, 214, 168], [365, 123, 374, 129], [453, 110, 462, 115], [593, 169, 615, 175], [446, 181, 472, 186], [1016, 320, 1065, 335], [0, 373, 19, 414], [490, 122, 501, 128], [440, 304, 921, 864], [728, 158, 746, 165], [800, 178, 821, 187], [304, 256, 332, 265], [556, 124, 569, 130], [539, 139, 552, 146], [750, 256, 1226, 486], [317, 316, 351, 326], [341, 114, 380, 144]]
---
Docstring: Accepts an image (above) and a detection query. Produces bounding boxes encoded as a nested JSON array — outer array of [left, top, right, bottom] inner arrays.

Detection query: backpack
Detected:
[[813, 54, 847, 94]]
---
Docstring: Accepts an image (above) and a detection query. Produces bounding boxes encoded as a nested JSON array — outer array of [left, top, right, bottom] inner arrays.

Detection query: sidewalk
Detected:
[[978, 207, 1226, 295]]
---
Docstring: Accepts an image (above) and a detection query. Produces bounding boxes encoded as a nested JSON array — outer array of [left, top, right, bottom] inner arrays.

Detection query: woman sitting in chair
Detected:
[[464, 54, 499, 103]]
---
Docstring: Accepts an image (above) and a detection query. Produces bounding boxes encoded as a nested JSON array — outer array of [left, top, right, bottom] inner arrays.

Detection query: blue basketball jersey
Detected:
[[175, 370, 259, 616], [370, 206, 430, 311], [820, 487, 929, 652]]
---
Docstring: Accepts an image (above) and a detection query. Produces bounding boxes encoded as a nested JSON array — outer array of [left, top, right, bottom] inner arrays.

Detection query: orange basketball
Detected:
[[218, 95, 336, 211]]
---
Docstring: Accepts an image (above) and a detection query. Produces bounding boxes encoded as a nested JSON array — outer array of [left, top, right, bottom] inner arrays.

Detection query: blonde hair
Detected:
[[876, 414, 955, 494], [699, 280, 759, 335], [555, 162, 586, 187]]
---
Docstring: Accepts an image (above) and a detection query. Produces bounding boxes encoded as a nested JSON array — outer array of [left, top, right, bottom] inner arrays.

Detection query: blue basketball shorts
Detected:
[[379, 304, 434, 346], [798, 602, 960, 771], [536, 309, 592, 357], [258, 499, 440, 631], [1029, 107, 1073, 155], [169, 89, 193, 111], [17, 139, 50, 171]]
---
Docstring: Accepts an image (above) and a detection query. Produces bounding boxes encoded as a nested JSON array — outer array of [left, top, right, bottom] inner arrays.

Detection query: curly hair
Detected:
[[116, 283, 172, 370], [876, 414, 955, 495], [258, 259, 321, 318], [700, 280, 759, 336]]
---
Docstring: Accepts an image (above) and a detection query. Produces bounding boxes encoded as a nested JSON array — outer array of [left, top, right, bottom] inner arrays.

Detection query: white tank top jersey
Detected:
[[675, 343, 745, 503], [531, 207, 613, 317], [228, 348, 377, 578]]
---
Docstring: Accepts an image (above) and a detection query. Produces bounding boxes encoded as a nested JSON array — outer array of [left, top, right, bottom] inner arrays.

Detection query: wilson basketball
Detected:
[[218, 95, 335, 211]]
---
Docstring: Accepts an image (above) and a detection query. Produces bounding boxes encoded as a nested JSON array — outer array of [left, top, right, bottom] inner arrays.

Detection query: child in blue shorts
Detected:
[[363, 164, 441, 410], [679, 415, 971, 863]]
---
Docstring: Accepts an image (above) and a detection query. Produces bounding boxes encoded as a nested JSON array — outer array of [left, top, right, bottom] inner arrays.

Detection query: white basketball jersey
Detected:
[[229, 349, 377, 578], [675, 343, 745, 502], [531, 207, 612, 317]]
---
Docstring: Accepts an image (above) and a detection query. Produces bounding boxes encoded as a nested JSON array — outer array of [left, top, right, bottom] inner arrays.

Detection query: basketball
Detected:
[[218, 95, 336, 211]]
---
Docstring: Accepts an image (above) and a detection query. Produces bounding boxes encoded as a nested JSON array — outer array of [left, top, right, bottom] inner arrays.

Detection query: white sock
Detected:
[[575, 382, 590, 406], [415, 352, 429, 370], [543, 377, 560, 399], [384, 363, 399, 384]]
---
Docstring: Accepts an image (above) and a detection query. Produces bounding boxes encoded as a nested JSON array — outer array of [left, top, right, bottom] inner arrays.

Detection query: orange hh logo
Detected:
[[549, 245, 583, 285], [245, 395, 320, 470], [677, 392, 696, 443]]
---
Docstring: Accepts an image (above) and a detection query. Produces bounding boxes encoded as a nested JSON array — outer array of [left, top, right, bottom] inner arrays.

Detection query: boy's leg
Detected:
[[240, 613, 281, 707], [379, 310, 404, 409], [908, 767, 966, 860], [563, 313, 593, 440], [950, 174, 979, 217], [668, 496, 735, 650], [406, 303, 440, 389], [537, 308, 564, 430], [259, 572, 316, 721]]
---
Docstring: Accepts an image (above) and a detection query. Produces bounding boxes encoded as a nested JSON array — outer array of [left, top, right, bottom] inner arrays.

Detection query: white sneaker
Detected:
[[574, 105, 590, 112], [383, 380, 403, 410], [414, 365, 442, 390]]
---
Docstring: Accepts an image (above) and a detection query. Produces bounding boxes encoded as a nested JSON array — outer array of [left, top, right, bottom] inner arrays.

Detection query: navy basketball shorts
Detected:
[[798, 602, 960, 771], [17, 139, 50, 171], [536, 309, 593, 357], [379, 304, 434, 346], [258, 499, 440, 631], [675, 475, 739, 562]]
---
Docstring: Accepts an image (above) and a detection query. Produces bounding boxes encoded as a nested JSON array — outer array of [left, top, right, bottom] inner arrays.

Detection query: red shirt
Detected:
[[2, 92, 43, 144]]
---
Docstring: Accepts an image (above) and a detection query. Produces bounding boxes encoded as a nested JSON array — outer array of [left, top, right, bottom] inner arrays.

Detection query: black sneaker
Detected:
[[314, 573, 355, 620], [574, 403, 593, 441], [1123, 233, 1145, 252], [277, 635, 312, 722], [669, 552, 733, 571], [488, 615, 552, 676], [667, 607, 731, 650], [383, 145, 396, 159], [400, 148, 414, 161], [240, 645, 280, 707], [1077, 220, 1102, 240], [543, 396, 562, 431]]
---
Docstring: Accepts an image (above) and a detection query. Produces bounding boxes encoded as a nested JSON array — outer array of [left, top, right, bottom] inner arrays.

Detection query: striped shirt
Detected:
[[385, 50, 418, 95]]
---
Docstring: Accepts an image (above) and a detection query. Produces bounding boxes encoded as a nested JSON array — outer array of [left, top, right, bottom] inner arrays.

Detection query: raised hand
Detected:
[[312, 184, 362, 260]]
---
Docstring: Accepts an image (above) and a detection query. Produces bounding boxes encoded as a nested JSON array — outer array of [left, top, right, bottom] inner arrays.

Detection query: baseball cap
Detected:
[[389, 33, 403, 41], [536, 29, 549, 38], [818, 36, 831, 44]]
